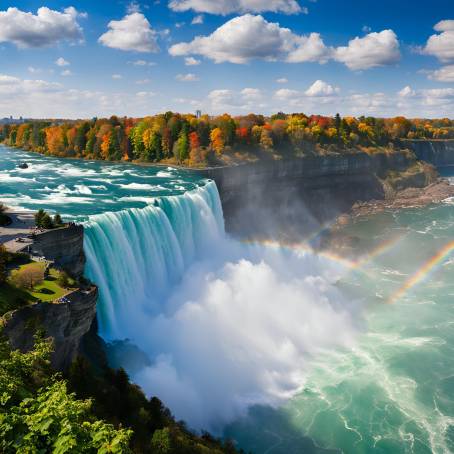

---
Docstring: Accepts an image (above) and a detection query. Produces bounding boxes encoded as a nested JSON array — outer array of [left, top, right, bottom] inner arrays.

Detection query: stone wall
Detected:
[[2, 286, 97, 370]]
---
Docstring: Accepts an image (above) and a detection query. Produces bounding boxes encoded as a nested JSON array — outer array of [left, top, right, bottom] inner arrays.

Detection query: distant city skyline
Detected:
[[0, 0, 453, 118]]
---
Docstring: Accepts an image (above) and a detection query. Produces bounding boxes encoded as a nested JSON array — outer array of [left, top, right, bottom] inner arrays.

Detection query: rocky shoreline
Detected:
[[345, 178, 454, 220]]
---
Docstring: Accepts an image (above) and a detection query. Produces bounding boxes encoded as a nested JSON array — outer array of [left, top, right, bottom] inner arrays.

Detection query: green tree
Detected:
[[0, 338, 132, 453], [41, 214, 54, 230], [175, 128, 189, 162], [35, 209, 46, 227], [53, 213, 63, 226]]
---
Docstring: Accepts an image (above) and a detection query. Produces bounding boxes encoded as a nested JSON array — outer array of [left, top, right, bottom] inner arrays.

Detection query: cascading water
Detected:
[[82, 180, 357, 431], [84, 181, 225, 339]]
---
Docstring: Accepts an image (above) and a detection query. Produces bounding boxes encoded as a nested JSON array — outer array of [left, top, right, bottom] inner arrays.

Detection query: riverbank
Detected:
[[348, 179, 454, 219]]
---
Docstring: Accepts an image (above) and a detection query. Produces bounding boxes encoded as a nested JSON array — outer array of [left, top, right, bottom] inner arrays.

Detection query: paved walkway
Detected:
[[0, 210, 36, 251]]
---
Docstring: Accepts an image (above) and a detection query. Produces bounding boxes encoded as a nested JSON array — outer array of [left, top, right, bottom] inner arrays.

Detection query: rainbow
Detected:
[[388, 240, 454, 304], [243, 234, 405, 279]]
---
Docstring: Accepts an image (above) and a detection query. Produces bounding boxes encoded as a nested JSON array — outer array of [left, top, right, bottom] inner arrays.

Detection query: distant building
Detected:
[[0, 116, 26, 125], [196, 110, 202, 119]]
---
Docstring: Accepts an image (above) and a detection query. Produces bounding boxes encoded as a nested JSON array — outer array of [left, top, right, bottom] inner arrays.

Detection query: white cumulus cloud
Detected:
[[305, 80, 339, 96], [185, 56, 201, 65], [428, 64, 454, 82], [191, 14, 204, 25], [170, 15, 399, 71], [99, 12, 159, 53], [334, 29, 400, 70], [286, 32, 332, 63], [55, 57, 70, 67], [168, 0, 302, 15], [0, 6, 84, 48], [423, 20, 454, 62], [170, 14, 325, 64]]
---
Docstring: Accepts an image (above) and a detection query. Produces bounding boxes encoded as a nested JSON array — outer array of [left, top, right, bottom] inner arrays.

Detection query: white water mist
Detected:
[[84, 181, 357, 431]]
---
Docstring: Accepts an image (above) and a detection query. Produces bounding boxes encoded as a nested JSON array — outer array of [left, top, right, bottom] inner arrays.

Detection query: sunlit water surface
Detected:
[[0, 145, 202, 219], [1, 145, 454, 453]]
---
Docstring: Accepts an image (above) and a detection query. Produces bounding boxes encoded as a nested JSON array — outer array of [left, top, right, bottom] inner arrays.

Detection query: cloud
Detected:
[[423, 20, 454, 62], [0, 73, 163, 118], [334, 29, 400, 70], [55, 57, 70, 67], [27, 66, 42, 74], [241, 87, 262, 100], [274, 88, 300, 100], [274, 80, 339, 104], [398, 85, 416, 98], [208, 87, 266, 111], [168, 0, 302, 15], [176, 73, 200, 81], [185, 56, 201, 65], [170, 15, 398, 70], [99, 12, 159, 53], [276, 78, 288, 83], [60, 70, 73, 77], [170, 14, 326, 64], [0, 6, 84, 48], [131, 59, 155, 66], [305, 79, 339, 96], [135, 91, 155, 97], [428, 64, 454, 82], [0, 74, 61, 95], [112, 74, 123, 80], [286, 32, 332, 63], [191, 14, 204, 25]]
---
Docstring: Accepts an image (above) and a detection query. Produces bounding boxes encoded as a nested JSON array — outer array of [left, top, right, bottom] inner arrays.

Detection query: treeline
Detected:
[[1, 112, 454, 166]]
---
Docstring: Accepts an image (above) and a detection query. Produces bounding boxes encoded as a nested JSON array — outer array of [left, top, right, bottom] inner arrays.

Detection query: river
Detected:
[[1, 145, 453, 453]]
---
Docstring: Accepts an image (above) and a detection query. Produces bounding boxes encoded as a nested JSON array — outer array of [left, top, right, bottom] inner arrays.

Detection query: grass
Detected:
[[30, 268, 74, 302], [0, 261, 76, 315]]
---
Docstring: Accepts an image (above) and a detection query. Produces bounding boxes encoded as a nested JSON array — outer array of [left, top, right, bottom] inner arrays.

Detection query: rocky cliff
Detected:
[[30, 224, 85, 278], [197, 150, 426, 238], [2, 286, 97, 370], [402, 140, 454, 167]]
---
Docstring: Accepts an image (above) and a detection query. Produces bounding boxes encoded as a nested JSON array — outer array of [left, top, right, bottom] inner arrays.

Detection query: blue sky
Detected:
[[0, 0, 453, 118]]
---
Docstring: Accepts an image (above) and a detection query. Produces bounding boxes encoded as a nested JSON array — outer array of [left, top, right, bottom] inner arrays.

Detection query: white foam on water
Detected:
[[84, 182, 358, 431]]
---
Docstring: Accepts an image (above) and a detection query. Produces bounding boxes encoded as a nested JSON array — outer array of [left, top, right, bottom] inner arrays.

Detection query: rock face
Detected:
[[198, 150, 421, 238], [30, 224, 85, 278], [2, 286, 98, 370], [403, 140, 454, 167]]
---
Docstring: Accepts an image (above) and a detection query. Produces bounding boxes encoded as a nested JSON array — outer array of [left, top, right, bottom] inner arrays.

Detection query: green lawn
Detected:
[[30, 268, 72, 302], [1, 262, 76, 315]]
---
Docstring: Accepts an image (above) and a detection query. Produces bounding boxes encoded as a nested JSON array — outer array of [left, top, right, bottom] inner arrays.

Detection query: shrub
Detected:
[[57, 271, 70, 288]]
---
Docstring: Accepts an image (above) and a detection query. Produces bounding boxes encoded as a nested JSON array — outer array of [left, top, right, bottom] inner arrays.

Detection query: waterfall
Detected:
[[83, 179, 356, 431], [84, 180, 224, 340]]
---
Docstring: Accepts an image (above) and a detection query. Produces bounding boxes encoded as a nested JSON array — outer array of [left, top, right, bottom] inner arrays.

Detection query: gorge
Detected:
[[1, 142, 454, 453]]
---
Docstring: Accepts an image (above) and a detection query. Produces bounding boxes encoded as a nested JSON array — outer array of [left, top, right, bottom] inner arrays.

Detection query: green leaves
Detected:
[[0, 338, 132, 453]]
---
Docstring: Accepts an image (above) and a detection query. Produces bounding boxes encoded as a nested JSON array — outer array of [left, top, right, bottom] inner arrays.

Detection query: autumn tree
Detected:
[[210, 128, 224, 155], [12, 263, 45, 289]]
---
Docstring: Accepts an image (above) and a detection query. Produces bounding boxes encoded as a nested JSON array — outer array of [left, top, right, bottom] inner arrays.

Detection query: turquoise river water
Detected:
[[1, 145, 453, 453]]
